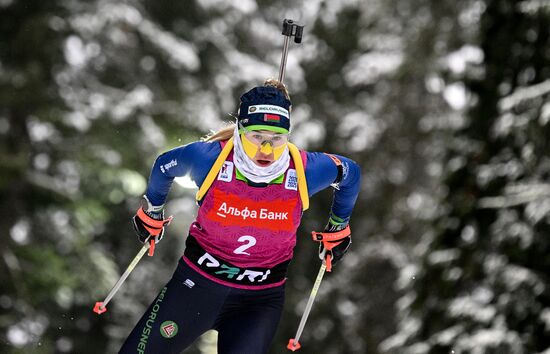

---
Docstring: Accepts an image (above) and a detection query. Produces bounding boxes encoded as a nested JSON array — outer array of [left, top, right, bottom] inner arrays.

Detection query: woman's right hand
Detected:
[[131, 196, 173, 244]]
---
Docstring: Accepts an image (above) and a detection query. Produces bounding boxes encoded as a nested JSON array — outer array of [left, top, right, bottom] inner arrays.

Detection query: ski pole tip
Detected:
[[287, 338, 301, 351], [93, 302, 107, 315]]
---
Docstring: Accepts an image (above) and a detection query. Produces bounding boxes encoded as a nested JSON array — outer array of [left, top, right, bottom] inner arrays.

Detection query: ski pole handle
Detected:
[[311, 226, 351, 272], [287, 261, 327, 351], [93, 240, 152, 315], [278, 19, 304, 84]]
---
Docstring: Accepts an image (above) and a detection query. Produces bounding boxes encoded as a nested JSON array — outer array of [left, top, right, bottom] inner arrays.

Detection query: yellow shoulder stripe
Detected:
[[196, 138, 234, 202], [288, 142, 309, 211]]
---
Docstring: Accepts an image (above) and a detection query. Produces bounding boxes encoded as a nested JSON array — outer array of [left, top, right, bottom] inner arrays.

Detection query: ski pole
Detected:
[[278, 18, 304, 84], [93, 239, 155, 314], [287, 259, 328, 351]]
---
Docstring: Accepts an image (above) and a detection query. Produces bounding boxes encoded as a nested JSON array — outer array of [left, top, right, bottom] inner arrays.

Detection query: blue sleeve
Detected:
[[305, 152, 361, 222], [145, 141, 222, 206]]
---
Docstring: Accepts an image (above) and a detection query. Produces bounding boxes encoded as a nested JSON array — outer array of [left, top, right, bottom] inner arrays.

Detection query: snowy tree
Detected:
[[382, 1, 550, 353], [6, 0, 544, 353]]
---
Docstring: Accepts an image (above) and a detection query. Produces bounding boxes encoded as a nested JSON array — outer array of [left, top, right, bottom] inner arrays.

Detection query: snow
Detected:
[[7, 317, 49, 348], [525, 198, 550, 224], [405, 192, 440, 221], [7, 326, 30, 347], [91, 145, 122, 166], [500, 264, 544, 294], [56, 160, 81, 196], [337, 299, 358, 317], [0, 116, 9, 134], [540, 102, 550, 125], [539, 308, 550, 330], [492, 112, 531, 138], [225, 51, 278, 84], [519, 0, 550, 14], [454, 327, 523, 354], [476, 160, 524, 190], [70, 3, 200, 71], [448, 294, 496, 323], [183, 90, 225, 132], [229, 0, 258, 13], [443, 82, 469, 110], [343, 52, 403, 86], [458, 1, 486, 28], [111, 85, 154, 122], [445, 45, 484, 75], [482, 253, 544, 294], [138, 115, 166, 149], [337, 111, 384, 151], [196, 0, 258, 13], [63, 111, 91, 132], [447, 156, 467, 173], [56, 337, 73, 352], [460, 224, 477, 244], [478, 183, 550, 209], [379, 316, 422, 352], [64, 36, 87, 67], [118, 170, 147, 196], [427, 249, 460, 266], [33, 153, 51, 170], [10, 218, 31, 245], [137, 20, 200, 71], [482, 253, 507, 275], [318, 0, 362, 27], [443, 267, 462, 282], [407, 342, 430, 354], [388, 164, 407, 185], [291, 119, 326, 148], [429, 325, 464, 346], [499, 79, 550, 112], [419, 112, 468, 132], [488, 209, 534, 248], [425, 74, 445, 94], [26, 117, 60, 143], [56, 286, 74, 309]]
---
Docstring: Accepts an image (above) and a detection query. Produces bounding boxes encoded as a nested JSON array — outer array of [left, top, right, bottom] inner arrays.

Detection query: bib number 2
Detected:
[[233, 235, 257, 255]]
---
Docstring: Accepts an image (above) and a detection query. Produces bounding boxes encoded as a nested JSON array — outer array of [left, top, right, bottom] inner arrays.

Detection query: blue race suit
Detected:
[[119, 141, 361, 354]]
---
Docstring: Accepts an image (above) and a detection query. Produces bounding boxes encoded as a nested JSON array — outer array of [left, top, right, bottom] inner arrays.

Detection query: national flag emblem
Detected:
[[264, 114, 280, 123], [160, 321, 179, 338]]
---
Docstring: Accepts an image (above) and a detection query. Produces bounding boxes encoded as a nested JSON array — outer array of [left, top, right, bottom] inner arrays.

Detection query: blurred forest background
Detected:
[[1, 0, 549, 353]]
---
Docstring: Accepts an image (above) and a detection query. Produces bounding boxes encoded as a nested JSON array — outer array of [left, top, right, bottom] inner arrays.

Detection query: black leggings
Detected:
[[118, 259, 285, 354]]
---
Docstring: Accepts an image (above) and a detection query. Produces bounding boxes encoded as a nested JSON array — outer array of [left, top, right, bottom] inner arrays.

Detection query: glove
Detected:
[[315, 216, 352, 271], [132, 195, 173, 245]]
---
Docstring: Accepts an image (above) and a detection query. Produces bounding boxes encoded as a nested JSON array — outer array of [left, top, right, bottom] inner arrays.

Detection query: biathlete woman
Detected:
[[119, 79, 361, 354]]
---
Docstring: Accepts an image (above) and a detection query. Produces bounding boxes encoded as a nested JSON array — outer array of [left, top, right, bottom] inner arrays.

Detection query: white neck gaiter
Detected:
[[232, 125, 290, 183]]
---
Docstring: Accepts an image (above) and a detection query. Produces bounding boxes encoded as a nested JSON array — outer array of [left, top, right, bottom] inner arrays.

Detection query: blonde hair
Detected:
[[203, 79, 290, 142], [203, 122, 236, 142], [263, 78, 290, 100]]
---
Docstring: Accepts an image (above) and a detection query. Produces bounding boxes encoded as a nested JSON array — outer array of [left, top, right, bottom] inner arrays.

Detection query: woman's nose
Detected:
[[260, 141, 273, 155]]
